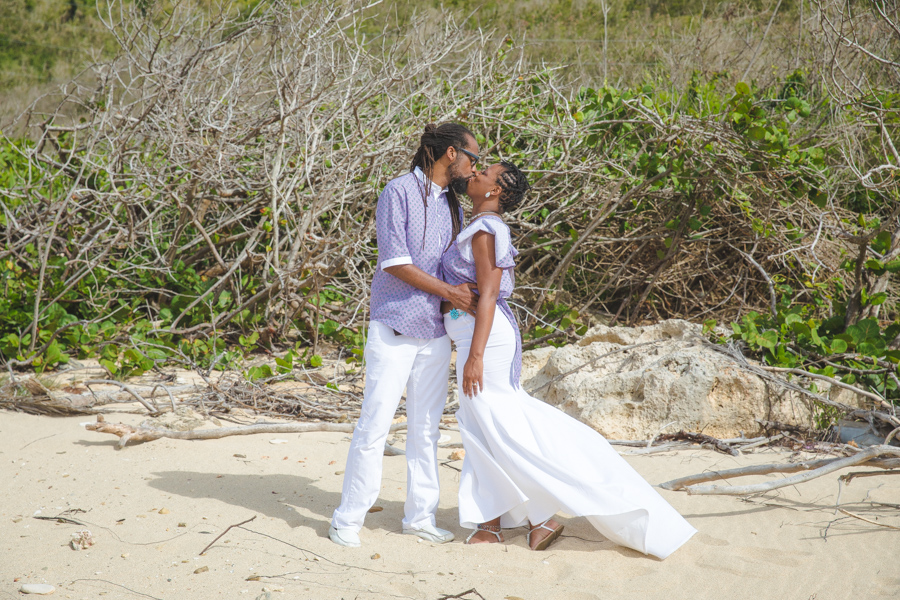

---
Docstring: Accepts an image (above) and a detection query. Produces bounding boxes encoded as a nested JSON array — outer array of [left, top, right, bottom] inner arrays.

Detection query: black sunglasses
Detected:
[[455, 147, 480, 166]]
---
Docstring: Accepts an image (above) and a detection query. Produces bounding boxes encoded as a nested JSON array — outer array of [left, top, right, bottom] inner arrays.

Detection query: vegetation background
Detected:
[[1, 0, 898, 424]]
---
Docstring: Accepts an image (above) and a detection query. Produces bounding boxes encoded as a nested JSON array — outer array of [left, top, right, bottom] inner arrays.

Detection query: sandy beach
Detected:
[[1, 407, 898, 600]]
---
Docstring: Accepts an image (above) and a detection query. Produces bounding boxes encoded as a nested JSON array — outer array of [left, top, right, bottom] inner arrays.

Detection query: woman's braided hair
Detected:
[[410, 123, 474, 248], [495, 161, 530, 213]]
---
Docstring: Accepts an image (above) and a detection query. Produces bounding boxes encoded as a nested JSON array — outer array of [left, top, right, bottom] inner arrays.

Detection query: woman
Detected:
[[440, 162, 696, 558]]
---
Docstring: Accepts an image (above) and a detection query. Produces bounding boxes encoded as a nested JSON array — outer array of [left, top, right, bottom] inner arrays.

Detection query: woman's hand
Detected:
[[462, 354, 485, 398]]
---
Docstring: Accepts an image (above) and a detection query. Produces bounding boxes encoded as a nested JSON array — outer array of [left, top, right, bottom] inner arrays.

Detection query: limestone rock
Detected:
[[522, 320, 810, 440]]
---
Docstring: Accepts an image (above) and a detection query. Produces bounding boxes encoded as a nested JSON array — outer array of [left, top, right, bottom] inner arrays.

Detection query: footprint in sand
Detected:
[[693, 533, 729, 547]]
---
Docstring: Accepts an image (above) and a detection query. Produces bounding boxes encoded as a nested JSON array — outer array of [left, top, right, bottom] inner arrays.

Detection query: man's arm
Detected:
[[384, 264, 478, 313]]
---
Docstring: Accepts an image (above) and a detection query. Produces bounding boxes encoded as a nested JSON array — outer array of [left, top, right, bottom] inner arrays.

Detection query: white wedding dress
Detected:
[[441, 216, 696, 559]]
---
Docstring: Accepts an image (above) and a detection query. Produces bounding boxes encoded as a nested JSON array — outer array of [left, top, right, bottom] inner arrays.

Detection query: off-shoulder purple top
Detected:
[[440, 215, 522, 388]]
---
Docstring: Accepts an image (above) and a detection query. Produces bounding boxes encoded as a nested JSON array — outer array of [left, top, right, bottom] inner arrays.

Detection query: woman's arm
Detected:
[[462, 230, 502, 398]]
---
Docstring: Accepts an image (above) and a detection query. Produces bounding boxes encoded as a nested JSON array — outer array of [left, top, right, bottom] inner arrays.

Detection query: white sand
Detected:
[[1, 409, 898, 600]]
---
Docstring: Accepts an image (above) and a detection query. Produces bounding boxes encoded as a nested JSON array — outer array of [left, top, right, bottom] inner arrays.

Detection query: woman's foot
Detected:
[[527, 519, 564, 551], [466, 518, 503, 545]]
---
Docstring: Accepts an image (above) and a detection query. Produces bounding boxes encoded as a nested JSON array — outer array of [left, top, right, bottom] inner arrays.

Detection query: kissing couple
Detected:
[[328, 123, 696, 557]]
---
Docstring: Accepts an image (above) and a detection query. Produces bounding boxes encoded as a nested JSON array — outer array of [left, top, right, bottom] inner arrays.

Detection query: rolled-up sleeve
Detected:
[[376, 182, 412, 270]]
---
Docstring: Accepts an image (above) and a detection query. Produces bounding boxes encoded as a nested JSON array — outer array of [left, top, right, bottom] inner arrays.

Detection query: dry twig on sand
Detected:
[[837, 508, 900, 531], [199, 515, 257, 556]]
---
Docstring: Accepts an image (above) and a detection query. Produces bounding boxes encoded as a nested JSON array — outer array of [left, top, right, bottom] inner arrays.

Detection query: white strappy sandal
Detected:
[[465, 523, 503, 544], [527, 519, 564, 551]]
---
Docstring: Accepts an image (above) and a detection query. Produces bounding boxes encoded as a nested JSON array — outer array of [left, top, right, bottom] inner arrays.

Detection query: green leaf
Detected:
[[757, 330, 778, 351], [872, 231, 892, 254], [784, 313, 802, 327], [830, 338, 848, 354], [275, 355, 294, 374], [858, 338, 886, 356], [869, 292, 887, 306], [847, 318, 880, 344], [808, 189, 827, 208], [748, 126, 766, 140], [309, 354, 323, 368], [246, 365, 273, 382], [810, 326, 825, 349], [865, 258, 884, 271], [735, 81, 750, 96]]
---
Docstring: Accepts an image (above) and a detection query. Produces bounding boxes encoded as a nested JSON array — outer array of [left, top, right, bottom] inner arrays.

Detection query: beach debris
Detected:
[[147, 407, 206, 431], [660, 446, 900, 495], [234, 454, 247, 458], [199, 515, 257, 555], [436, 589, 487, 600], [262, 585, 284, 592], [368, 506, 383, 513], [70, 530, 94, 550], [194, 566, 209, 574], [384, 444, 406, 456], [85, 417, 405, 450], [158, 508, 170, 514], [19, 584, 55, 595], [449, 449, 466, 461], [334, 470, 344, 475], [371, 553, 380, 560], [178, 522, 187, 527], [269, 439, 289, 444]]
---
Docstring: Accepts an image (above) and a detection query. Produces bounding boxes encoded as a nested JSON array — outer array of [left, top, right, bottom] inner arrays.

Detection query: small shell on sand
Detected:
[[20, 584, 55, 595]]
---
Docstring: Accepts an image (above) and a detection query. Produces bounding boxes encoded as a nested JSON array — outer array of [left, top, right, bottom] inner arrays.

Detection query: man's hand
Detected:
[[447, 282, 478, 314]]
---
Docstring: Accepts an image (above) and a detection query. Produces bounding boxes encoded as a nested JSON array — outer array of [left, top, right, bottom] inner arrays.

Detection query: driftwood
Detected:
[[0, 376, 203, 416], [85, 415, 407, 450], [757, 419, 816, 437], [656, 431, 741, 456], [659, 446, 900, 495]]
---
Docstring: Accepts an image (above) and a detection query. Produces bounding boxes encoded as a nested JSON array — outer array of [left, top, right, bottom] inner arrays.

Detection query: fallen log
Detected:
[[85, 415, 407, 450], [659, 446, 900, 495]]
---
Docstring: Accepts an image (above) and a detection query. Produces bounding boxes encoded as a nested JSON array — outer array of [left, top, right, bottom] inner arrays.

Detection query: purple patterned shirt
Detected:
[[370, 167, 457, 339], [440, 215, 523, 388]]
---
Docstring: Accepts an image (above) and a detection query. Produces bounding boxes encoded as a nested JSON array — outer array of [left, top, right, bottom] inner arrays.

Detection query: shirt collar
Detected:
[[413, 166, 448, 198]]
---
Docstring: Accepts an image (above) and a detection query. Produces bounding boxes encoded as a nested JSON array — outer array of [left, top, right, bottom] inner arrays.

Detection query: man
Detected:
[[329, 123, 481, 547]]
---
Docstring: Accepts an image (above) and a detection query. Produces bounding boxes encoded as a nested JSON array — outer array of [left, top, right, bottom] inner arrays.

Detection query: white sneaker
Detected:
[[402, 524, 454, 544], [328, 526, 361, 547]]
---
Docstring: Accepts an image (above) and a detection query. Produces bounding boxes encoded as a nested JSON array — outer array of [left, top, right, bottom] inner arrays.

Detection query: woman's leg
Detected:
[[467, 517, 503, 544], [527, 518, 563, 551]]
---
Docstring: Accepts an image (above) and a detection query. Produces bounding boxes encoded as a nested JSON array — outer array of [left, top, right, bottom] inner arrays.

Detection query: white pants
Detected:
[[331, 320, 451, 532]]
